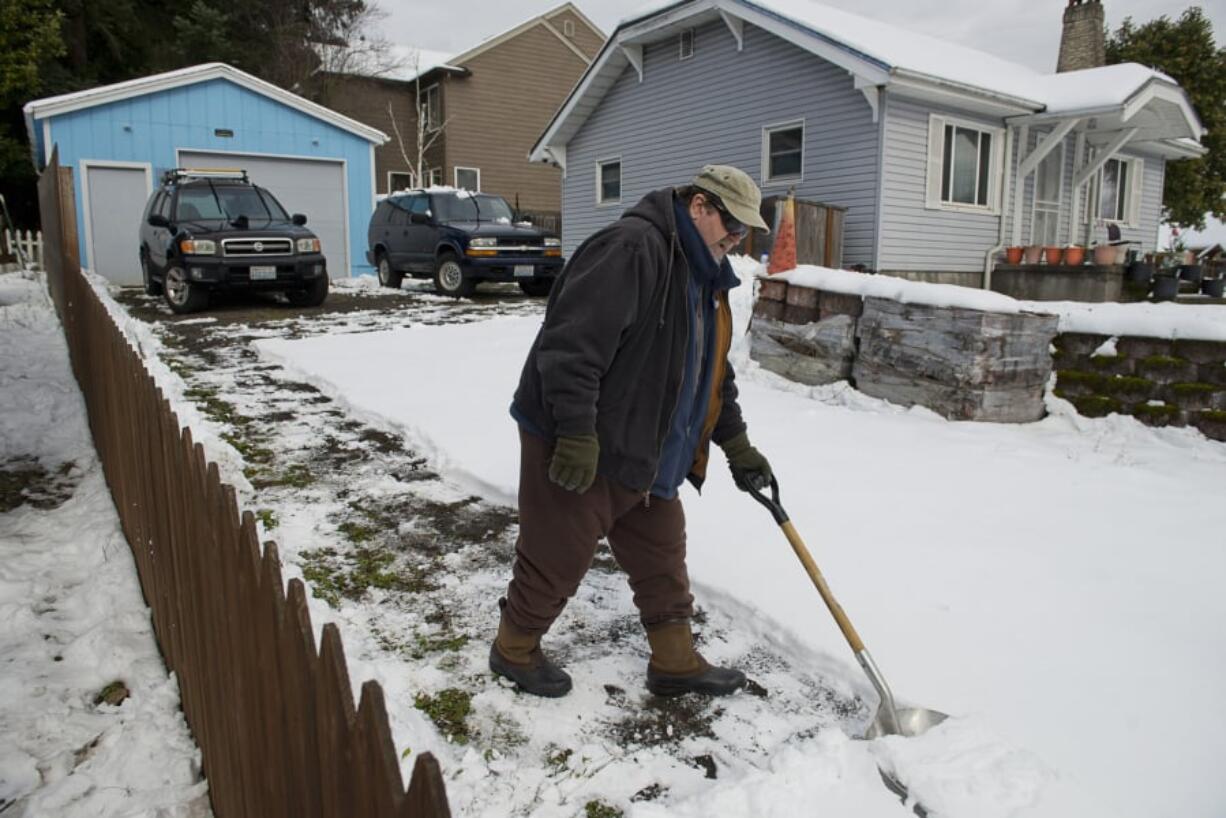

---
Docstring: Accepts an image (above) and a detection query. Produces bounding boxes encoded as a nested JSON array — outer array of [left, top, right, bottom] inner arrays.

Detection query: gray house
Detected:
[[529, 0, 1205, 288]]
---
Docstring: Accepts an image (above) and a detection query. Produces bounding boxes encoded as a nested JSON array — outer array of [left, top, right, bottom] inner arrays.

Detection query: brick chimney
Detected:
[[1057, 0, 1106, 72]]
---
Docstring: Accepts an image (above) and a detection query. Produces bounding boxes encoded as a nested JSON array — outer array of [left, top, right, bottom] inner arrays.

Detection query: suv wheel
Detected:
[[433, 252, 474, 298], [163, 266, 209, 314], [141, 254, 163, 296], [286, 274, 329, 307], [518, 279, 553, 297], [376, 251, 402, 289]]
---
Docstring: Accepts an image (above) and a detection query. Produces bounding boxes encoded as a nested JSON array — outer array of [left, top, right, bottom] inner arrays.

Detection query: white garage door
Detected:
[[179, 151, 349, 278], [84, 163, 150, 286]]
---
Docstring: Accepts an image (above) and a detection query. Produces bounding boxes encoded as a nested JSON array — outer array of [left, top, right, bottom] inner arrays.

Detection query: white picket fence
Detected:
[[3, 229, 44, 268]]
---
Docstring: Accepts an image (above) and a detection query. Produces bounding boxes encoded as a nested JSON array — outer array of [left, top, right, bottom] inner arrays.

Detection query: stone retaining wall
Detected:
[[1052, 334, 1226, 440], [750, 278, 1226, 440]]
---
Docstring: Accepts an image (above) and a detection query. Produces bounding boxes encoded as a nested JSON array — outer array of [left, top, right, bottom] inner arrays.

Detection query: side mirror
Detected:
[[410, 212, 429, 225], [292, 213, 308, 226], [147, 213, 170, 228]]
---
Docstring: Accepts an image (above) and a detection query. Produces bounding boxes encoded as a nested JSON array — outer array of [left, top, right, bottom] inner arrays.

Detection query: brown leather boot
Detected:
[[489, 608, 572, 698], [645, 620, 746, 697]]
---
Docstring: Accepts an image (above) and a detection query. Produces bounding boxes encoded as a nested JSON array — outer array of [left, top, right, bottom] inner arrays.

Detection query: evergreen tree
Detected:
[[1106, 7, 1226, 228]]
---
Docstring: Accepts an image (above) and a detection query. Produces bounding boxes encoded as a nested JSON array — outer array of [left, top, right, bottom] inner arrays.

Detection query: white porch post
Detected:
[[1067, 131, 1086, 246]]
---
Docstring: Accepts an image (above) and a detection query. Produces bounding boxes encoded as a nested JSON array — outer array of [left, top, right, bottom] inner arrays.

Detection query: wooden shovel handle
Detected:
[[780, 520, 866, 654]]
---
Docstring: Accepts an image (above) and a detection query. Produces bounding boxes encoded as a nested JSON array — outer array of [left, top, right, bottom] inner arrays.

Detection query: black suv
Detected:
[[138, 169, 329, 314], [366, 189, 563, 297]]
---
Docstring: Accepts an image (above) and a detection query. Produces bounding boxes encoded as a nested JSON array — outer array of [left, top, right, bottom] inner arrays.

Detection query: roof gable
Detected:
[[24, 62, 387, 144]]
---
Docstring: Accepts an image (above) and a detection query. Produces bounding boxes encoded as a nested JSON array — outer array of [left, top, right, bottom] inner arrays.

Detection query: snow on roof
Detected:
[[316, 43, 461, 83], [620, 0, 1172, 112]]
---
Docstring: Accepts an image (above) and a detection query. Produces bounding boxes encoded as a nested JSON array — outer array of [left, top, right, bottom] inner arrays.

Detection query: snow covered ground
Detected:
[[0, 271, 210, 817], [252, 259, 1226, 818]]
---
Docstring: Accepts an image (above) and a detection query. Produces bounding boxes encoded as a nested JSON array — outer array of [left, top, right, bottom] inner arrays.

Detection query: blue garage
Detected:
[[23, 62, 387, 283]]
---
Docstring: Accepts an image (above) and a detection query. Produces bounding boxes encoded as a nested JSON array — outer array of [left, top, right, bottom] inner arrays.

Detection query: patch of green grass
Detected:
[[414, 688, 472, 744], [584, 800, 623, 818], [411, 632, 469, 659], [299, 544, 432, 608], [248, 463, 314, 490], [1200, 409, 1226, 423], [254, 509, 279, 530], [1088, 354, 1122, 368], [93, 680, 129, 706], [221, 432, 275, 464], [1055, 369, 1105, 389], [546, 746, 573, 773], [338, 520, 378, 544]]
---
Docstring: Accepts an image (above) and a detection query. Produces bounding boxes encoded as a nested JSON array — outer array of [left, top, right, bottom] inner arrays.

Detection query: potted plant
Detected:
[[1063, 244, 1085, 266], [1202, 276, 1225, 298], [1092, 242, 1116, 265], [1005, 246, 1024, 264], [1022, 244, 1043, 264], [1043, 245, 1063, 265]]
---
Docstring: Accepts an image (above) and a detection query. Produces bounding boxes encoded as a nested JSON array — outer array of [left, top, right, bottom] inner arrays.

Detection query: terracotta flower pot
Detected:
[[1063, 246, 1085, 266], [1092, 245, 1116, 265], [1043, 246, 1063, 265], [1022, 245, 1043, 264], [1005, 246, 1024, 264]]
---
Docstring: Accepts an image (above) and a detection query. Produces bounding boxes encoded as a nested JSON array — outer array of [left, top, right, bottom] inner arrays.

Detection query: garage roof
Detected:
[[24, 62, 388, 165]]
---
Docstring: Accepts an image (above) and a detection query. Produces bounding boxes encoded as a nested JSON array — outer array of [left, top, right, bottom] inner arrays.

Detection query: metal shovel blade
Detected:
[[864, 706, 950, 807]]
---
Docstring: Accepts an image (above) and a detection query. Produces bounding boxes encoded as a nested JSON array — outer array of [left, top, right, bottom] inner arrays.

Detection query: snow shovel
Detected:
[[742, 475, 948, 800]]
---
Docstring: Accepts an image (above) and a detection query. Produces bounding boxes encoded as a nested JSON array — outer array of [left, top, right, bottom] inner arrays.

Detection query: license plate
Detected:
[[514, 265, 535, 277], [251, 265, 276, 280]]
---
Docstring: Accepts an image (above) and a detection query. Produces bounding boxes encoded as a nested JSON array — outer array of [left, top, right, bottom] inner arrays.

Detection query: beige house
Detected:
[[317, 4, 604, 226]]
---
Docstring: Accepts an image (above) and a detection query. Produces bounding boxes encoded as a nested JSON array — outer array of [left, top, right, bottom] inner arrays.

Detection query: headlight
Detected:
[[469, 237, 498, 248], [544, 237, 561, 247], [179, 238, 216, 255], [297, 237, 321, 253]]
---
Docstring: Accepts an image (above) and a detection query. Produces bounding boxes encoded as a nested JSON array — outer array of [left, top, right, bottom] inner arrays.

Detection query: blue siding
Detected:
[[40, 78, 376, 276], [563, 20, 879, 266]]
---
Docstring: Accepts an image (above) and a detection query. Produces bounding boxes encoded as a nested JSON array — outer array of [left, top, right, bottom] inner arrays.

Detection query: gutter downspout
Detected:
[[983, 124, 1016, 291]]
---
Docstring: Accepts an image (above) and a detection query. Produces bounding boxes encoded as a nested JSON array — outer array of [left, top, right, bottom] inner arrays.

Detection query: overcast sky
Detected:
[[378, 0, 1225, 73]]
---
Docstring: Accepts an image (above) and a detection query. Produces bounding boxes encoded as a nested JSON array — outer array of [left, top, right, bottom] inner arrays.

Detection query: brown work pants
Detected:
[[504, 429, 694, 635]]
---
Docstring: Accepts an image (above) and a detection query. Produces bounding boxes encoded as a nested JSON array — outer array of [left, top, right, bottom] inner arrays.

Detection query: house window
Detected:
[[1097, 157, 1140, 224], [925, 115, 1004, 213], [763, 121, 804, 183], [563, 19, 575, 37], [597, 158, 621, 204], [679, 29, 694, 60], [454, 166, 480, 191], [422, 84, 441, 130], [388, 171, 413, 192], [1030, 143, 1063, 246], [426, 167, 443, 187]]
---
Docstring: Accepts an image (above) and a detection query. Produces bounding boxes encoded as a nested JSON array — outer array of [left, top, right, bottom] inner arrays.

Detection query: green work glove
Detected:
[[548, 434, 600, 493], [721, 431, 773, 492]]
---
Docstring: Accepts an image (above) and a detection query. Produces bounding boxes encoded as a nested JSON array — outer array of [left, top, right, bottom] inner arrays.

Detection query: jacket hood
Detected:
[[624, 188, 741, 292]]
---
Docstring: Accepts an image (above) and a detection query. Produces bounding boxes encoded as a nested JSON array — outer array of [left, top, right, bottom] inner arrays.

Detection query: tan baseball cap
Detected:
[[691, 164, 770, 234]]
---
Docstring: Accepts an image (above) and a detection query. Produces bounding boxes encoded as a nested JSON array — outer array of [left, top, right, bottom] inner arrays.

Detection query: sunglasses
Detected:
[[705, 197, 748, 240]]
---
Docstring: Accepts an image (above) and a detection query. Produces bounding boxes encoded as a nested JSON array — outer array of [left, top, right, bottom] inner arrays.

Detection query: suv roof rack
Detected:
[[162, 167, 249, 185]]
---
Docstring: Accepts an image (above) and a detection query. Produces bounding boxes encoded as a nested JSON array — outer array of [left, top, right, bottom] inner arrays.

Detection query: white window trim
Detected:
[[679, 29, 695, 60], [596, 156, 622, 207], [387, 170, 414, 193], [761, 119, 805, 186], [1028, 140, 1064, 246], [422, 84, 441, 132], [454, 166, 481, 191], [925, 113, 1006, 215], [426, 167, 443, 187], [1094, 155, 1144, 229]]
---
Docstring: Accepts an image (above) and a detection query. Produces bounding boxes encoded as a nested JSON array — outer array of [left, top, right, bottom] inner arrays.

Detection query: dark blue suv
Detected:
[[366, 190, 563, 297]]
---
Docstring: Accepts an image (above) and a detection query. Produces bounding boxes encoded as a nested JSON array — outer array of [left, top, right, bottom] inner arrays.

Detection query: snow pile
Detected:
[[254, 257, 1226, 817], [771, 264, 1226, 341], [0, 271, 210, 817]]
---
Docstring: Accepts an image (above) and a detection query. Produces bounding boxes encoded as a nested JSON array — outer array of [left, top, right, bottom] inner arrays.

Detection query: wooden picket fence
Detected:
[[3, 228, 44, 267], [36, 147, 451, 817]]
